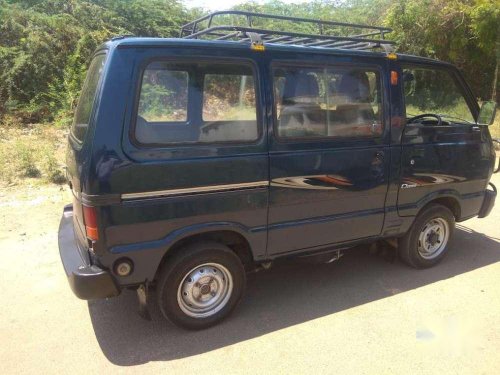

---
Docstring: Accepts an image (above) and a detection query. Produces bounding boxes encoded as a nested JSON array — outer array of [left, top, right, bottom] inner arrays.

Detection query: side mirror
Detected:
[[477, 101, 497, 125]]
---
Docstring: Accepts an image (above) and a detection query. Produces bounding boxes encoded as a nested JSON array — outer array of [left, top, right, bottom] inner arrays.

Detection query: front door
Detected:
[[398, 64, 488, 218], [267, 59, 391, 256]]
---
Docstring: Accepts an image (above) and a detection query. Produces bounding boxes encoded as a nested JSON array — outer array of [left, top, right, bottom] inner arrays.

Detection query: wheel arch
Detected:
[[421, 196, 461, 221], [152, 226, 255, 283], [413, 191, 462, 221]]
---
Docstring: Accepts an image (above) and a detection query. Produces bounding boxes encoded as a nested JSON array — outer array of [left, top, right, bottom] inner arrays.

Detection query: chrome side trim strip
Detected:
[[121, 181, 269, 200]]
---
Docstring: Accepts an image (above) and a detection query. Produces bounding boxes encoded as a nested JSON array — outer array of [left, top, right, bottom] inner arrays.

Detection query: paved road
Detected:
[[1, 175, 499, 374]]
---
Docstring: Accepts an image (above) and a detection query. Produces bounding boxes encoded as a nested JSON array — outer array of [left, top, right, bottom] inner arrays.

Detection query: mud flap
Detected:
[[137, 284, 151, 321]]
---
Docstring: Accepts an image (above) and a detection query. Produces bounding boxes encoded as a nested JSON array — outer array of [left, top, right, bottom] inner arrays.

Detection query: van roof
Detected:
[[102, 36, 450, 67]]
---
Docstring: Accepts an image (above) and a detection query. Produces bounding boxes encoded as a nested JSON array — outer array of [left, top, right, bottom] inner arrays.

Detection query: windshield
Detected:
[[402, 67, 474, 124], [71, 53, 107, 142]]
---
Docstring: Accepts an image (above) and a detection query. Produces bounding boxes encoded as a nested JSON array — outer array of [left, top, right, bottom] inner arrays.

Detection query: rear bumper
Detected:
[[58, 204, 120, 300], [478, 183, 497, 218]]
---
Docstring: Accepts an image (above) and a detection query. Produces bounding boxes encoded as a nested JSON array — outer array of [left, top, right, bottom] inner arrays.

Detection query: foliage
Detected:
[[385, 0, 499, 105], [0, 0, 192, 125], [0, 0, 498, 128]]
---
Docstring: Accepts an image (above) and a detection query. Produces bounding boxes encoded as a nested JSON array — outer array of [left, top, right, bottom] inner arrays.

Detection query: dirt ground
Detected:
[[1, 175, 499, 374]]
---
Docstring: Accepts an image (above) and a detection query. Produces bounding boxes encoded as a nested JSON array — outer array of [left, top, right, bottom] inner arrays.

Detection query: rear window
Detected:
[[71, 53, 107, 142], [134, 61, 258, 145]]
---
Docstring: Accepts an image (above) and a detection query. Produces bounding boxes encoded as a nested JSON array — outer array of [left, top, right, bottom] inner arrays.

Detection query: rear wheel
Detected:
[[399, 204, 455, 268], [157, 241, 245, 330]]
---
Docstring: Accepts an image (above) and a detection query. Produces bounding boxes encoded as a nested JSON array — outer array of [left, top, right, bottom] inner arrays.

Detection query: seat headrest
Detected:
[[282, 72, 319, 104], [337, 71, 371, 102]]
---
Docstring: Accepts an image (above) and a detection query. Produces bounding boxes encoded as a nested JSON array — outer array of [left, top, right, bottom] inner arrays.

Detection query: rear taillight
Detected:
[[82, 205, 99, 241]]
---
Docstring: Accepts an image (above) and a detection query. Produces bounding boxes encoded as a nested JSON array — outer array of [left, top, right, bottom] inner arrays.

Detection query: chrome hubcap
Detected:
[[177, 263, 233, 318], [417, 217, 449, 259]]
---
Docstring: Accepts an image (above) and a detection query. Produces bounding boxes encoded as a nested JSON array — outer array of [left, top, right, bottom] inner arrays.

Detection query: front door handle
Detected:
[[374, 151, 384, 161]]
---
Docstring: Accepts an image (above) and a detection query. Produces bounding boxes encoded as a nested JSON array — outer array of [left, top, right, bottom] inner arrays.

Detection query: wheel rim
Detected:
[[177, 263, 233, 318], [417, 217, 450, 260]]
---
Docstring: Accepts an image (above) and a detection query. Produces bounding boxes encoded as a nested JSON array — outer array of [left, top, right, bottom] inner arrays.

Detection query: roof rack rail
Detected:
[[180, 10, 394, 52]]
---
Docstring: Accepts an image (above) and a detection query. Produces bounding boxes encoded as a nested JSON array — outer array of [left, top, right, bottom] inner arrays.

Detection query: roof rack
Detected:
[[180, 10, 394, 52]]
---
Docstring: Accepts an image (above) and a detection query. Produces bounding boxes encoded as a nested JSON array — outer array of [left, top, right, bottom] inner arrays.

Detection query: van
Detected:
[[58, 11, 498, 329]]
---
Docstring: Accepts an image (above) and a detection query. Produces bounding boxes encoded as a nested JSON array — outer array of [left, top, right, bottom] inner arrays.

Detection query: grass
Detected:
[[0, 125, 67, 187]]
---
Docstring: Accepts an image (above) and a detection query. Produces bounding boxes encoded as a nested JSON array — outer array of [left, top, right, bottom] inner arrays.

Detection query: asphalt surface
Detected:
[[1, 174, 499, 374]]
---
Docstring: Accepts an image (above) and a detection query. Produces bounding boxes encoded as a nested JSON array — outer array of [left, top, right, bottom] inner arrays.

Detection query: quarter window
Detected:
[[71, 53, 107, 142], [273, 65, 383, 139], [135, 62, 258, 145]]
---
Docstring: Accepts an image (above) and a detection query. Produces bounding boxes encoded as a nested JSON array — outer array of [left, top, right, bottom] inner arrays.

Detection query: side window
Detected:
[[71, 53, 107, 142], [402, 67, 474, 123], [138, 67, 188, 122], [273, 65, 383, 139], [135, 61, 258, 145], [203, 74, 256, 121]]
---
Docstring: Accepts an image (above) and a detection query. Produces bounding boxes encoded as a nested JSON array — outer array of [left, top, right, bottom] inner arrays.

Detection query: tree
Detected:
[[0, 0, 191, 125], [0, 0, 498, 127], [385, 0, 499, 101]]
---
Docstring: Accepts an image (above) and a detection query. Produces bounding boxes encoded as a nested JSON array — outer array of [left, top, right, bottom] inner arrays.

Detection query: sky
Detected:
[[183, 0, 310, 11]]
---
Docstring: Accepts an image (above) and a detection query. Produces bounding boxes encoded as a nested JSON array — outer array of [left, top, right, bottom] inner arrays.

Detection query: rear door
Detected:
[[66, 52, 108, 252], [267, 56, 391, 256]]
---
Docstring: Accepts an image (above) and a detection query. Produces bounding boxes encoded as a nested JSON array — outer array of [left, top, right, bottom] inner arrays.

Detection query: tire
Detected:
[[399, 204, 455, 269], [156, 241, 246, 330]]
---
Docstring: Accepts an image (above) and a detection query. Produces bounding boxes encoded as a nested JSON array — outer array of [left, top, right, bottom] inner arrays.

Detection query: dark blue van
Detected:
[[58, 11, 498, 329]]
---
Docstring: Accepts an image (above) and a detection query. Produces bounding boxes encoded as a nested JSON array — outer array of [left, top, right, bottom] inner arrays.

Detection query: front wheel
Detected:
[[399, 204, 455, 268], [156, 241, 245, 330]]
